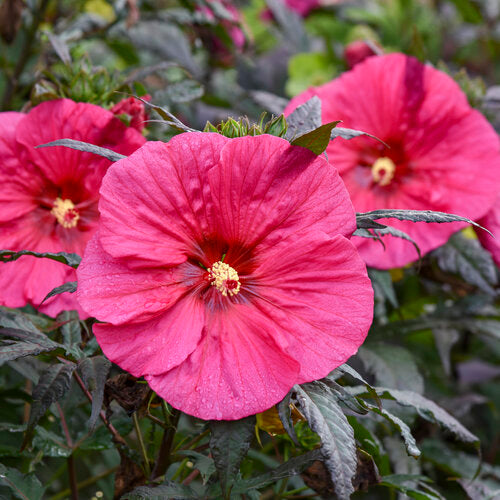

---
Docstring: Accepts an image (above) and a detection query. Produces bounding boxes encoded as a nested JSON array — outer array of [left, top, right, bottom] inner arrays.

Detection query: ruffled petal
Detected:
[[251, 230, 373, 383], [209, 134, 356, 248], [98, 134, 230, 267], [93, 295, 205, 377], [146, 305, 300, 420], [77, 234, 191, 323]]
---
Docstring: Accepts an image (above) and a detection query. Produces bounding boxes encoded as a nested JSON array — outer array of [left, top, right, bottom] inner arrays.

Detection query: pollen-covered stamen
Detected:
[[208, 261, 241, 297], [371, 157, 396, 186], [51, 197, 80, 228]]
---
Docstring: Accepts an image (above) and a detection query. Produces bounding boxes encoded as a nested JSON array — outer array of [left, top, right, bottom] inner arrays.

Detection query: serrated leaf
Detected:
[[331, 127, 387, 145], [41, 281, 77, 304], [35, 138, 126, 162], [433, 232, 498, 294], [138, 96, 197, 133], [122, 481, 199, 499], [365, 403, 420, 458], [0, 249, 81, 268], [209, 416, 256, 496], [57, 311, 83, 359], [0, 309, 42, 335], [354, 226, 421, 260], [295, 382, 357, 500], [22, 362, 76, 449], [78, 356, 111, 431], [358, 344, 424, 394], [285, 96, 322, 140], [0, 338, 59, 364], [0, 463, 45, 500], [277, 391, 299, 445], [291, 121, 340, 155], [356, 209, 488, 233], [368, 388, 478, 444], [231, 449, 322, 493]]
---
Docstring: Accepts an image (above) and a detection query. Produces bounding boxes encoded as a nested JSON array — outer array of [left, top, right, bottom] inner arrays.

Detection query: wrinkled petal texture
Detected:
[[478, 195, 500, 266], [285, 53, 500, 269], [0, 99, 146, 316], [80, 133, 372, 420]]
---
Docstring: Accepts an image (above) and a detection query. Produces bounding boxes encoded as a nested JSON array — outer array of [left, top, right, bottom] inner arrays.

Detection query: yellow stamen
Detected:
[[208, 261, 241, 297], [371, 157, 396, 186], [51, 197, 80, 228]]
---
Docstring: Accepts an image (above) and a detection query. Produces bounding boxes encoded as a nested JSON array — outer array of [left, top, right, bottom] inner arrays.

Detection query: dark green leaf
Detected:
[[138, 96, 197, 133], [331, 126, 388, 146], [78, 356, 111, 431], [176, 450, 216, 484], [432, 328, 460, 375], [356, 209, 489, 233], [295, 382, 357, 499], [457, 479, 500, 500], [22, 362, 76, 449], [41, 281, 77, 304], [250, 90, 288, 115], [0, 338, 58, 364], [358, 344, 424, 394], [209, 416, 256, 496], [123, 481, 199, 499], [277, 391, 299, 445], [291, 121, 341, 155], [380, 474, 444, 500], [355, 226, 421, 260], [0, 308, 42, 335], [265, 0, 308, 51], [57, 311, 83, 359], [35, 139, 126, 162], [0, 249, 81, 268], [433, 232, 498, 294], [285, 96, 322, 140], [32, 426, 71, 458], [231, 449, 322, 493], [0, 463, 45, 500], [368, 269, 398, 308], [162, 80, 204, 104]]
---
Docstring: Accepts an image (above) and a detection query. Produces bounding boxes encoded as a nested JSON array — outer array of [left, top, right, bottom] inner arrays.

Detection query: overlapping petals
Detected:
[[77, 132, 373, 420], [285, 54, 500, 268]]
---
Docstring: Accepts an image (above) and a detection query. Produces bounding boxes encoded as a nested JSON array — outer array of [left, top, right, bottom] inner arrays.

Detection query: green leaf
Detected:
[[457, 479, 500, 500], [209, 416, 256, 497], [137, 96, 197, 133], [0, 337, 59, 364], [285, 96, 322, 140], [277, 391, 299, 445], [433, 232, 498, 294], [57, 311, 83, 359], [231, 448, 322, 493], [162, 79, 204, 104], [380, 474, 444, 500], [22, 362, 76, 449], [0, 463, 45, 500], [176, 450, 216, 484], [432, 328, 460, 376], [0, 308, 42, 334], [286, 52, 335, 96], [78, 356, 111, 431], [356, 209, 489, 233], [35, 138, 126, 162], [368, 269, 398, 309], [122, 481, 200, 499], [266, 0, 308, 51], [295, 382, 357, 499], [358, 344, 424, 394], [32, 426, 72, 458], [41, 281, 77, 304], [250, 90, 288, 115], [0, 249, 81, 268], [291, 121, 341, 155]]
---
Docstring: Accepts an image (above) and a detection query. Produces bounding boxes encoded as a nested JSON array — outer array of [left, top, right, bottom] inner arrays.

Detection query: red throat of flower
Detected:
[[207, 261, 241, 297], [51, 197, 80, 228], [371, 157, 396, 187]]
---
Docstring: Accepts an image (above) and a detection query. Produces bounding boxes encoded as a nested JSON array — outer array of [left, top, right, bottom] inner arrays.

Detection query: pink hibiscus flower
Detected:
[[478, 196, 500, 266], [111, 95, 150, 132], [284, 54, 500, 269], [76, 132, 373, 420], [0, 99, 146, 316]]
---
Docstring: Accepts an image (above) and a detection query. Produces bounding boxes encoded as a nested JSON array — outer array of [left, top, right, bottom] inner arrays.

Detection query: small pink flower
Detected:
[[285, 54, 500, 269], [478, 196, 500, 266], [77, 133, 373, 420], [111, 95, 150, 132], [344, 40, 379, 69], [0, 99, 146, 316], [199, 0, 245, 50]]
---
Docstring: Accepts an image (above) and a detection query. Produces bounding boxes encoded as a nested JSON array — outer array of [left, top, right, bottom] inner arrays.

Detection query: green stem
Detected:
[[133, 411, 151, 478], [151, 408, 180, 479]]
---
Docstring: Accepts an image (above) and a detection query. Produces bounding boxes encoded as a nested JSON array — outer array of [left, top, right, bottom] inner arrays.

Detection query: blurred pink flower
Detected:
[[111, 95, 150, 132], [478, 196, 500, 266], [199, 0, 245, 50], [261, 0, 320, 20], [0, 99, 146, 316], [285, 54, 500, 269], [77, 133, 373, 420], [344, 40, 379, 69]]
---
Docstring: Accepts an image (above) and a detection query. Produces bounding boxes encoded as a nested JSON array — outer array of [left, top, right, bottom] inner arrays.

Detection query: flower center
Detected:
[[51, 197, 80, 228], [371, 157, 396, 186], [208, 261, 241, 297]]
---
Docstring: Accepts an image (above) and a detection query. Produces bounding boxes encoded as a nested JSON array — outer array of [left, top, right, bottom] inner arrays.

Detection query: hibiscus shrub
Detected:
[[1, 1, 500, 500]]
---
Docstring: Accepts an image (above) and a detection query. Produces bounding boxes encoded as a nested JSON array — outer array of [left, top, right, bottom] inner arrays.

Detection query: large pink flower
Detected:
[[0, 99, 146, 316], [76, 133, 373, 420], [284, 54, 500, 269]]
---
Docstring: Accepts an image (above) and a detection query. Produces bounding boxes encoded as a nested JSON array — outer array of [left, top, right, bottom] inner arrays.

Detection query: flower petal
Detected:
[[209, 134, 356, 248], [146, 306, 300, 420], [77, 233, 193, 324], [251, 230, 373, 383], [93, 295, 205, 377], [98, 133, 230, 267]]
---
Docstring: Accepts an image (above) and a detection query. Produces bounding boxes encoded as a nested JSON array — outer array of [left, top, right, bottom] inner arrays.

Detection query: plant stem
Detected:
[[151, 408, 180, 479], [72, 370, 127, 446], [1, 0, 50, 109], [182, 468, 200, 486], [133, 411, 151, 478], [178, 429, 210, 451], [55, 403, 78, 500]]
